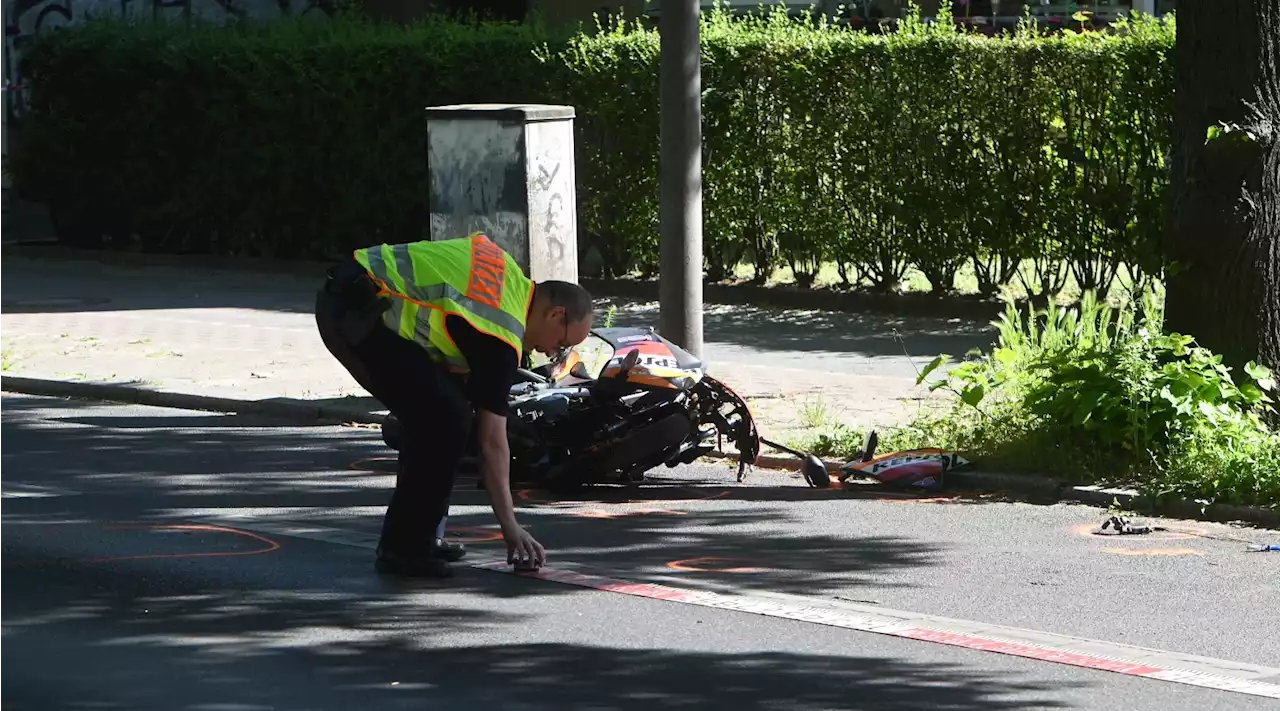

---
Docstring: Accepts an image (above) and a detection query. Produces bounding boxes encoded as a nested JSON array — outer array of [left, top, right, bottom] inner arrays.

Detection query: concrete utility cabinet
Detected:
[[426, 103, 579, 283]]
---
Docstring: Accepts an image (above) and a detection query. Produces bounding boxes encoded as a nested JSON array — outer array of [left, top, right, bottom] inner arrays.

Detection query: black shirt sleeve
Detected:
[[445, 314, 518, 416]]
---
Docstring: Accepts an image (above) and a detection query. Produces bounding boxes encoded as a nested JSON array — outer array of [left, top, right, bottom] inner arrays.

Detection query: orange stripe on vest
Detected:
[[467, 237, 507, 309]]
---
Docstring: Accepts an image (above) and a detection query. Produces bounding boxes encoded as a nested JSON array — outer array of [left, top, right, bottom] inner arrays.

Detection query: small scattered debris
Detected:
[[1096, 516, 1276, 553], [835, 596, 882, 605], [1094, 516, 1163, 535]]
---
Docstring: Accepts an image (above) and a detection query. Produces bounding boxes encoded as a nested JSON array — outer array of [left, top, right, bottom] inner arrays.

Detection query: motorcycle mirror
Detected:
[[801, 453, 832, 489], [616, 349, 641, 379]]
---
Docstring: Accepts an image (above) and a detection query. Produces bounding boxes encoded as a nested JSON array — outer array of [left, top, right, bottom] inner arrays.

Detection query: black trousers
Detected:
[[314, 260, 473, 557]]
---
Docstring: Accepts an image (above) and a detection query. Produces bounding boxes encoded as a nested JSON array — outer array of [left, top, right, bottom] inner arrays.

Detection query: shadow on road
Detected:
[[1, 256, 323, 315], [1, 549, 1077, 711], [2, 394, 1086, 709], [3, 396, 953, 599]]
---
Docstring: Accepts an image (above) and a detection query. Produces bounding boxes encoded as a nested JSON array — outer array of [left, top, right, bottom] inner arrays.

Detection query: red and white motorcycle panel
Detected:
[[841, 449, 970, 490], [601, 341, 704, 387]]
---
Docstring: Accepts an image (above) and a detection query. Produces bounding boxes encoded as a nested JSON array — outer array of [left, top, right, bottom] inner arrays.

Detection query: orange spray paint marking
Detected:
[[632, 507, 689, 516], [86, 523, 282, 563], [877, 495, 963, 504], [523, 488, 730, 508], [348, 457, 399, 473], [444, 526, 504, 544], [573, 507, 688, 520], [1100, 547, 1203, 557], [665, 557, 763, 574]]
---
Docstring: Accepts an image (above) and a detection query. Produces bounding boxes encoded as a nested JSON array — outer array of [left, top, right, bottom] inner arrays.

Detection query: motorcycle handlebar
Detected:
[[516, 368, 548, 384]]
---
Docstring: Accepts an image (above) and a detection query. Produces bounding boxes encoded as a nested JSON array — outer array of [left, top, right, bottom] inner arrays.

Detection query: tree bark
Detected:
[[1164, 0, 1280, 377]]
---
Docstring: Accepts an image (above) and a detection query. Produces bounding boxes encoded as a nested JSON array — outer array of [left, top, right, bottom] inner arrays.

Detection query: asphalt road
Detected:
[[4, 394, 1279, 711]]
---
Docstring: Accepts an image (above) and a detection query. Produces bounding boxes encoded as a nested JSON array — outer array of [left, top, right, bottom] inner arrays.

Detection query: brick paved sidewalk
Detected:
[[0, 256, 954, 444]]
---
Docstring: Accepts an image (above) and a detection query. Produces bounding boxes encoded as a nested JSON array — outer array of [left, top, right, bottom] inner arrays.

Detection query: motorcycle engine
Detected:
[[506, 385, 617, 481]]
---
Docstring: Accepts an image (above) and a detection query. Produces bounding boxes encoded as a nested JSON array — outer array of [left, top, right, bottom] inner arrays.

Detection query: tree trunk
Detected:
[[1164, 0, 1280, 377]]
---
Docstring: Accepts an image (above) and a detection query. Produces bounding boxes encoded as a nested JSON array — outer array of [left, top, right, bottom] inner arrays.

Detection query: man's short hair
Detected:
[[536, 280, 593, 323]]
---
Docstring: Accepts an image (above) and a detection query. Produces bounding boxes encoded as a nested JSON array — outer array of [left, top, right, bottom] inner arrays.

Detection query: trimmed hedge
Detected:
[[9, 17, 551, 258], [8, 8, 1176, 296]]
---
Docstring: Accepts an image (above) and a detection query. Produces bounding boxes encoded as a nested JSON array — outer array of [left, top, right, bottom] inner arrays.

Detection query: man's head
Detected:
[[524, 280, 594, 356]]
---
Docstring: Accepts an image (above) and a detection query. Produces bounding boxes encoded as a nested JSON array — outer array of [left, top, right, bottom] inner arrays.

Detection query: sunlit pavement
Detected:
[[0, 256, 993, 431], [4, 394, 1279, 710]]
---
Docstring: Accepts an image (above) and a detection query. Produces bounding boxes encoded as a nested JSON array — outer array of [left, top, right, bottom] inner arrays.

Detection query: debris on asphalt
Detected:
[[1096, 517, 1278, 553], [1094, 516, 1163, 535], [835, 596, 883, 605]]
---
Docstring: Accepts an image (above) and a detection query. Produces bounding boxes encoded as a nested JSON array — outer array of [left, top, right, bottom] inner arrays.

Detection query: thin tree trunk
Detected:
[[1164, 0, 1280, 376]]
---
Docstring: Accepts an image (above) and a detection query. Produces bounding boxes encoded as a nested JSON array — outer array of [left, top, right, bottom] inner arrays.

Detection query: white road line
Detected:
[[1, 482, 81, 498], [190, 512, 1280, 700]]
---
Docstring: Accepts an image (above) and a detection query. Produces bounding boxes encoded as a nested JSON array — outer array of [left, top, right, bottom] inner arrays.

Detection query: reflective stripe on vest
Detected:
[[352, 234, 533, 372]]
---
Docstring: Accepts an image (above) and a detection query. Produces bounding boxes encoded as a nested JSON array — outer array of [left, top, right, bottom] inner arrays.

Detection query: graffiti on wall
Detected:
[[2, 0, 334, 120]]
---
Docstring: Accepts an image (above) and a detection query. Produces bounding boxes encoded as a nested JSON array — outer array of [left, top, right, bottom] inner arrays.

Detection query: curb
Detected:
[[731, 449, 1280, 530], [1, 375, 387, 426], [6, 374, 1277, 530]]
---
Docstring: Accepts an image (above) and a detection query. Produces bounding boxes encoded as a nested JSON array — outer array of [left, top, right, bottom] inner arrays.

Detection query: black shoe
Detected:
[[374, 546, 452, 578], [436, 538, 467, 562]]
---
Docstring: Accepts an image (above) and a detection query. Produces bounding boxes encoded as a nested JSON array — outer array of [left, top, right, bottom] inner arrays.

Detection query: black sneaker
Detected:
[[436, 538, 467, 562], [374, 547, 452, 578]]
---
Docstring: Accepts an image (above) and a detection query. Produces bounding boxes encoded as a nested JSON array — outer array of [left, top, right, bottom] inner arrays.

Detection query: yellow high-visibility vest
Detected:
[[353, 233, 533, 372]]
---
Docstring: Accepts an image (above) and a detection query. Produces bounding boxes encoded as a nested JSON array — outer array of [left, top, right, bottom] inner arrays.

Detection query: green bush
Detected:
[[543, 6, 1176, 294], [794, 287, 1279, 508], [902, 288, 1280, 507], [9, 5, 1176, 299], [9, 16, 558, 257]]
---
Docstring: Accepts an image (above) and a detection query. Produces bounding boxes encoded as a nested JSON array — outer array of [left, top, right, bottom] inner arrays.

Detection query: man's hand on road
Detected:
[[503, 524, 546, 569], [474, 408, 544, 567]]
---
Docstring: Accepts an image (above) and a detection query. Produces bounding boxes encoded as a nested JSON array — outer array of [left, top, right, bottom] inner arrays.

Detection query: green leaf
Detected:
[[960, 384, 986, 408], [993, 347, 1018, 366], [1244, 361, 1275, 391], [1197, 400, 1222, 421], [916, 354, 951, 386], [1073, 403, 1093, 426]]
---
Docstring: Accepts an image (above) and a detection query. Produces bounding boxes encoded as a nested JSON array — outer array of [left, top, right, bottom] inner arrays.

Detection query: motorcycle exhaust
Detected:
[[759, 437, 833, 489]]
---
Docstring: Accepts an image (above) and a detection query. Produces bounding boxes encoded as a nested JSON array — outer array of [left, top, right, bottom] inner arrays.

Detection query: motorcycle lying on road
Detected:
[[380, 326, 832, 491]]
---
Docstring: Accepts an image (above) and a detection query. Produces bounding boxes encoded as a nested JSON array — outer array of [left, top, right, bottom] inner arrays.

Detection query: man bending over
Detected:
[[315, 233, 593, 578]]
